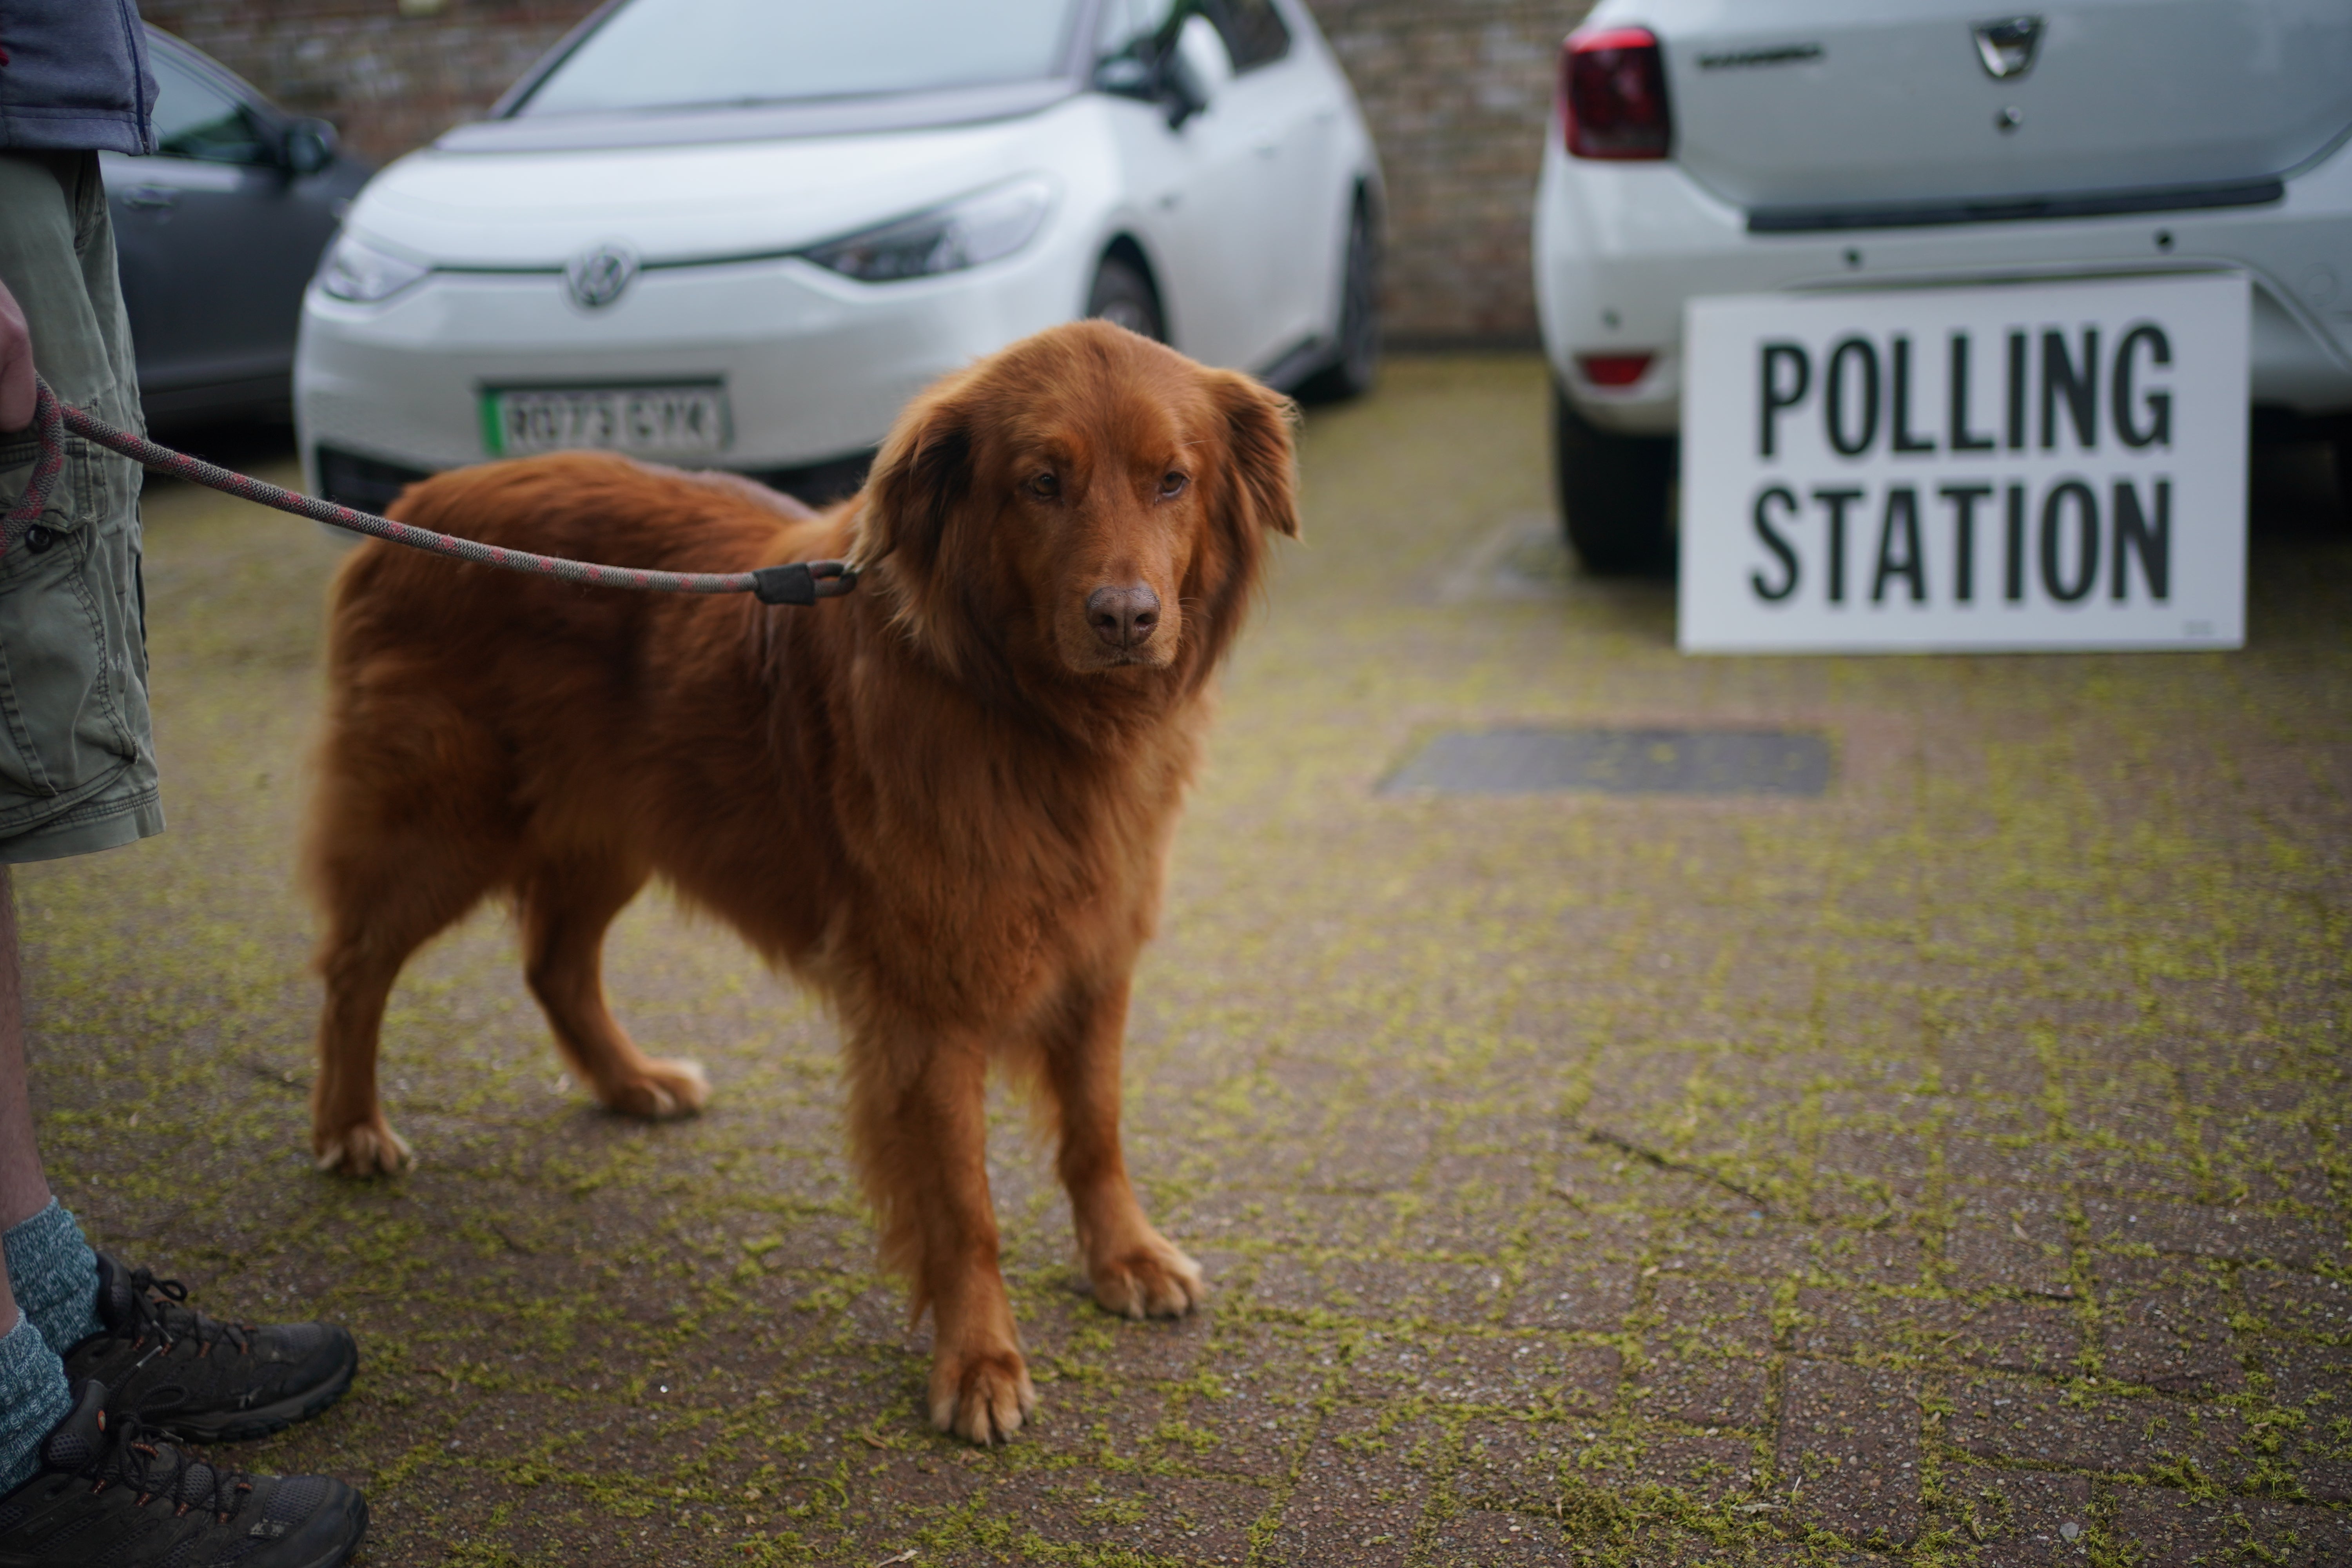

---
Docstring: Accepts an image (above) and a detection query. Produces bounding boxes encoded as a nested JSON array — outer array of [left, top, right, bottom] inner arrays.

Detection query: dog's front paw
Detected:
[[599, 1058, 710, 1120], [313, 1116, 413, 1177], [929, 1346, 1036, 1445], [1091, 1235, 1205, 1320]]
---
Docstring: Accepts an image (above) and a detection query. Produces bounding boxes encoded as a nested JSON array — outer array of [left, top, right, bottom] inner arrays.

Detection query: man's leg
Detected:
[[0, 866, 105, 1358], [0, 142, 352, 1444], [0, 857, 358, 1446], [0, 866, 44, 1238], [0, 1313, 68, 1493], [0, 877, 73, 1493]]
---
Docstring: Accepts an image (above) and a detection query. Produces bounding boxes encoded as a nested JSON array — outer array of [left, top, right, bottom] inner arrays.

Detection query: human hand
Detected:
[[0, 276, 33, 432]]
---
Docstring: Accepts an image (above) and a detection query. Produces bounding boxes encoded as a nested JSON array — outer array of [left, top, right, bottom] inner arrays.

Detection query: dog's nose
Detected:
[[1087, 584, 1160, 650]]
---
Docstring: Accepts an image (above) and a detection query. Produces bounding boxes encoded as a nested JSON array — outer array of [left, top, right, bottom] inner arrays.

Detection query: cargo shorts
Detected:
[[0, 150, 162, 864]]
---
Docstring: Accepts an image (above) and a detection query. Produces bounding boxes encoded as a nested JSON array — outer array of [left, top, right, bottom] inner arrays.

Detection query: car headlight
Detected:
[[802, 178, 1054, 283], [318, 232, 432, 303]]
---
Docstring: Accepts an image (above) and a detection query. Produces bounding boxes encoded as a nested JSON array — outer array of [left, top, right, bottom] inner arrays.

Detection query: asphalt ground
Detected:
[[20, 357, 2350, 1566]]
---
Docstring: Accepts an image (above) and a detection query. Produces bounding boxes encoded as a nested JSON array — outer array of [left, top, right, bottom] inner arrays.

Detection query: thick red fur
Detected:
[[302, 321, 1299, 1442]]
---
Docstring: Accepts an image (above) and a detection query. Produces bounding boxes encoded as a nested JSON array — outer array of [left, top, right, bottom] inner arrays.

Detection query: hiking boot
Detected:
[[59, 1255, 358, 1444], [0, 1380, 367, 1568]]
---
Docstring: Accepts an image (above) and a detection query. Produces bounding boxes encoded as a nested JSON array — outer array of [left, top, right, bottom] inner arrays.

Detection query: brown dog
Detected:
[[301, 320, 1297, 1441]]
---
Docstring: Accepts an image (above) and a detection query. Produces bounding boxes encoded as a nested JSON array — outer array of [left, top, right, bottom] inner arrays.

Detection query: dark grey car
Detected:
[[98, 29, 372, 427]]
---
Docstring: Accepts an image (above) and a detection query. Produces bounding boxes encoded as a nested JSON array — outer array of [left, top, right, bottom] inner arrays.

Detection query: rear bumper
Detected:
[[1533, 131, 2352, 434]]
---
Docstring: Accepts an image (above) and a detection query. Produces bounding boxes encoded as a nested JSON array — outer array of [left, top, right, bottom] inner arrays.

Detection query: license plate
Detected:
[[483, 384, 730, 458]]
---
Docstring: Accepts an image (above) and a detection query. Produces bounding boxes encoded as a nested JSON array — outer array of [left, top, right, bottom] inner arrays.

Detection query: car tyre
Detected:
[[1552, 380, 1676, 575], [1087, 256, 1164, 343], [1298, 193, 1381, 403]]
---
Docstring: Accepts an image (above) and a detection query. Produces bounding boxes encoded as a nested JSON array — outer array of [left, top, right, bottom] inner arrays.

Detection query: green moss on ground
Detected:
[[18, 359, 2350, 1564]]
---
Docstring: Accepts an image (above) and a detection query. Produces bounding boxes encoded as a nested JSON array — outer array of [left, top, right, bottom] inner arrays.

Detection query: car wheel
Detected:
[[1552, 380, 1676, 575], [1087, 256, 1164, 343], [1298, 194, 1381, 403]]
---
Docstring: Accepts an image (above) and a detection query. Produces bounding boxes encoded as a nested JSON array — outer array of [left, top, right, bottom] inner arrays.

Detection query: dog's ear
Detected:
[[1215, 371, 1301, 540], [850, 390, 973, 574]]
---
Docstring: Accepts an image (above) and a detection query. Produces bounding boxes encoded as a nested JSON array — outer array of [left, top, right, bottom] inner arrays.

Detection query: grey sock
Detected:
[[0, 1310, 71, 1493], [0, 1200, 105, 1358]]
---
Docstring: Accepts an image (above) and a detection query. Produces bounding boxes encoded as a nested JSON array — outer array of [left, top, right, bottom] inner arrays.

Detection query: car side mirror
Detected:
[[281, 118, 338, 176], [1094, 54, 1157, 97], [1161, 14, 1232, 130]]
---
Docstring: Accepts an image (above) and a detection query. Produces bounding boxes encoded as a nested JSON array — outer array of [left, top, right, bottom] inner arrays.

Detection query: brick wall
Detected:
[[139, 0, 599, 163], [1305, 0, 1592, 343], [143, 0, 1595, 344]]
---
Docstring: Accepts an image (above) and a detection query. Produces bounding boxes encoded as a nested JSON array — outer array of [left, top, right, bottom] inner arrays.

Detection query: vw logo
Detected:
[[1971, 16, 2043, 80], [566, 243, 639, 309]]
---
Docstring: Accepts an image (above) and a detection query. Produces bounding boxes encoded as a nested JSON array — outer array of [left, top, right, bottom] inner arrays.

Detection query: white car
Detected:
[[295, 0, 1381, 510], [1534, 0, 2352, 571]]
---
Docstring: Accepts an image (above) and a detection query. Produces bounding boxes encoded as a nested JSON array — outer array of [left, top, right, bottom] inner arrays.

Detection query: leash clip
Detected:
[[750, 559, 858, 606]]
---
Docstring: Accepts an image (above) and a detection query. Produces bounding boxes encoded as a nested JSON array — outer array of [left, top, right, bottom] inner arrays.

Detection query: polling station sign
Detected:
[[1679, 273, 2248, 653]]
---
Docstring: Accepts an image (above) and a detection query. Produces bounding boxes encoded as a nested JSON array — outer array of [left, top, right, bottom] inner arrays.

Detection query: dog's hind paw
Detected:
[[929, 1349, 1036, 1445], [600, 1058, 710, 1120], [313, 1118, 414, 1178], [1091, 1236, 1205, 1320]]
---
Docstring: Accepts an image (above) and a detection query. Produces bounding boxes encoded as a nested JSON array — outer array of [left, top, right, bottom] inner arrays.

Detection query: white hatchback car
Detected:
[[1534, 0, 2352, 571], [294, 0, 1380, 510]]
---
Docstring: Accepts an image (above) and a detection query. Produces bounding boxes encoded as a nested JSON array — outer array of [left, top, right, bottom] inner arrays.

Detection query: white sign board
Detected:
[[1679, 273, 2248, 653]]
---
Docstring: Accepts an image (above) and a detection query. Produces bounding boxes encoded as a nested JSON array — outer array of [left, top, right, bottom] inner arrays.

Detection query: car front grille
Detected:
[[315, 445, 434, 514], [748, 452, 873, 508], [313, 444, 874, 516]]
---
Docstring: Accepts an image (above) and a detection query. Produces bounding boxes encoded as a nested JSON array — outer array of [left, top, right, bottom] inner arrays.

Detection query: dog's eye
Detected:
[[1027, 472, 1060, 500], [1159, 472, 1189, 499]]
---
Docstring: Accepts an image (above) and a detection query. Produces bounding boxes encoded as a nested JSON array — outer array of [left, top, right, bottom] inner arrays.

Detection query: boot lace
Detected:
[[122, 1269, 253, 1359], [74, 1410, 256, 1524]]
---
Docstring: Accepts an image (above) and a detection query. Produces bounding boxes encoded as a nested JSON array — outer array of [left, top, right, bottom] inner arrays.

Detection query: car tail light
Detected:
[[1562, 27, 1671, 160], [1577, 353, 1653, 387]]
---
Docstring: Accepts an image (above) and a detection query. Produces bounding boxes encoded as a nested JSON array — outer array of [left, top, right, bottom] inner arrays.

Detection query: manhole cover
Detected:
[[1380, 728, 1831, 797]]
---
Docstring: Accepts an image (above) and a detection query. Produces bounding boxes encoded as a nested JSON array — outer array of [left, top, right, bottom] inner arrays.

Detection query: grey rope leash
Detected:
[[4, 377, 857, 606]]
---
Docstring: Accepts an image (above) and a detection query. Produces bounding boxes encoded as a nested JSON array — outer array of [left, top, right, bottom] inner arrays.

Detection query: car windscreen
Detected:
[[512, 0, 1083, 117]]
